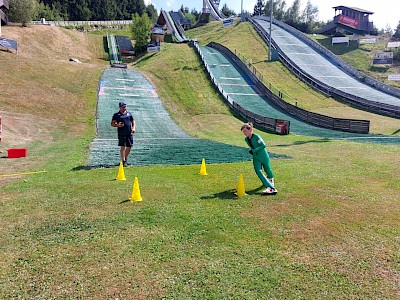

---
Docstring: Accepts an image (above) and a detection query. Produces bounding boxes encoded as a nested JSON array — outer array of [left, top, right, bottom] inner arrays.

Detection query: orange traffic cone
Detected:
[[235, 174, 247, 197], [199, 158, 208, 175], [130, 176, 143, 202], [116, 162, 126, 180]]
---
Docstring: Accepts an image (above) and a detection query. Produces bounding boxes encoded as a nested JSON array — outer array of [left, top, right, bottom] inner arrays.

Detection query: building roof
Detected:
[[333, 6, 374, 15]]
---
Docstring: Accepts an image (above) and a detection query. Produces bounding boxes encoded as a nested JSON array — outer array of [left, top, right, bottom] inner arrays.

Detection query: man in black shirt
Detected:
[[111, 102, 136, 166]]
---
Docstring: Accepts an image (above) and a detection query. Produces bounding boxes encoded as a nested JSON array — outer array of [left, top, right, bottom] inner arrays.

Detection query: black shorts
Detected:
[[118, 135, 134, 147]]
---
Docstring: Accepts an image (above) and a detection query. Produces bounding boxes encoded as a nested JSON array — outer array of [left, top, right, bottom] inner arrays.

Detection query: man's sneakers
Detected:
[[262, 187, 278, 195], [123, 160, 128, 167]]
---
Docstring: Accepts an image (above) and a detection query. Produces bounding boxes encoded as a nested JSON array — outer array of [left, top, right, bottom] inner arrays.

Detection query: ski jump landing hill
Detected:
[[250, 16, 400, 119], [192, 41, 400, 144], [160, 10, 189, 43], [202, 0, 226, 21]]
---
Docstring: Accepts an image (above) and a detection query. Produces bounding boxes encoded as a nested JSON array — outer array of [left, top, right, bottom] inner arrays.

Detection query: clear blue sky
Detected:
[[146, 0, 399, 30]]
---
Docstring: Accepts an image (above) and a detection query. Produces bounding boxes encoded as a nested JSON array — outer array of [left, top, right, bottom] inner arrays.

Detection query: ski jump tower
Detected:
[[202, 0, 226, 21]]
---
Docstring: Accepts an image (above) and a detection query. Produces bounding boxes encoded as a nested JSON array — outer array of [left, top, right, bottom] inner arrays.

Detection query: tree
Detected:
[[34, 2, 60, 20], [253, 0, 264, 16], [190, 8, 199, 21], [264, 0, 287, 21], [384, 24, 393, 36], [284, 0, 302, 24], [221, 3, 235, 17], [130, 12, 151, 53], [8, 0, 38, 25], [393, 20, 400, 40], [302, 0, 318, 24], [179, 5, 189, 14], [145, 4, 157, 23], [127, 0, 146, 17], [68, 0, 91, 21]]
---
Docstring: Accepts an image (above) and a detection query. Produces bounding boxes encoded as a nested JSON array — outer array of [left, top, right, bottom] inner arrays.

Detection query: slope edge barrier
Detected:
[[250, 17, 400, 119], [253, 16, 400, 99], [190, 41, 290, 135], [207, 42, 370, 134]]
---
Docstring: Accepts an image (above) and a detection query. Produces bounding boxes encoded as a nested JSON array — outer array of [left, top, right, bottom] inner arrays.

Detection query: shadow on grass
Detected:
[[391, 128, 400, 135], [275, 138, 331, 147], [119, 199, 131, 204], [200, 185, 269, 200], [201, 189, 237, 200], [369, 65, 390, 73]]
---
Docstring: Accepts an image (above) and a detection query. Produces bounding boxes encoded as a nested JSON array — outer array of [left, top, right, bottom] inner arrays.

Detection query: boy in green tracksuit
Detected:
[[241, 122, 277, 195]]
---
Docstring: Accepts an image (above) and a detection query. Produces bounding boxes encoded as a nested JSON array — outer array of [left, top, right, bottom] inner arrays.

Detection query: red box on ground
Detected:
[[7, 148, 27, 158]]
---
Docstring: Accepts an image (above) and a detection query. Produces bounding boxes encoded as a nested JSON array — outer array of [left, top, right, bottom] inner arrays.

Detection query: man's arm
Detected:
[[111, 117, 123, 127], [131, 119, 136, 133]]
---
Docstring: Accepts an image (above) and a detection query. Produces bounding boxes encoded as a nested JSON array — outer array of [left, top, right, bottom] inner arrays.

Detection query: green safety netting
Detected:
[[199, 45, 400, 145], [87, 68, 286, 168]]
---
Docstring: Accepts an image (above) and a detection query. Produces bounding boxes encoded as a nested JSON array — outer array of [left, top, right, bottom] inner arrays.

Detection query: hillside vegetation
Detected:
[[0, 22, 399, 299], [0, 25, 106, 178]]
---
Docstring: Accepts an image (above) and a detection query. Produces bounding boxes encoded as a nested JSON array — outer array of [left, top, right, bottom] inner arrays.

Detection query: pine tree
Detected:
[[253, 0, 264, 16], [393, 20, 400, 39]]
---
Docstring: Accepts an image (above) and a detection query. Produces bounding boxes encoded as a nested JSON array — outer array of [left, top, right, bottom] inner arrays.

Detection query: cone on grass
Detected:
[[130, 176, 143, 202], [199, 158, 208, 175], [236, 174, 247, 197], [116, 162, 126, 180]]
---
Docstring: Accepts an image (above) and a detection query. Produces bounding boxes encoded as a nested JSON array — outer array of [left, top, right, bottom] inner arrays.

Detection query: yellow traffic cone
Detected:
[[236, 174, 247, 197], [130, 176, 143, 202], [199, 158, 208, 175], [116, 161, 126, 180]]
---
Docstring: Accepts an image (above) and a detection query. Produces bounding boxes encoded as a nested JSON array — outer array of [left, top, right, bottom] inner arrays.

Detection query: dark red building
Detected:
[[317, 6, 374, 35]]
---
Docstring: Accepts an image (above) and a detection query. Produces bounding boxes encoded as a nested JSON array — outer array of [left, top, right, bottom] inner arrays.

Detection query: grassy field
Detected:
[[0, 21, 399, 299]]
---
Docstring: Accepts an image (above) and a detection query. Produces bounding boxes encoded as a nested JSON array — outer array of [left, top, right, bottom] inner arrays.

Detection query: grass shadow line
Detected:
[[200, 189, 238, 200], [275, 138, 331, 147]]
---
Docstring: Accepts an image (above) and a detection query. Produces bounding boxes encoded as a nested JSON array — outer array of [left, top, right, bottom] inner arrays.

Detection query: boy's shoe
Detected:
[[123, 160, 128, 167], [262, 187, 278, 195]]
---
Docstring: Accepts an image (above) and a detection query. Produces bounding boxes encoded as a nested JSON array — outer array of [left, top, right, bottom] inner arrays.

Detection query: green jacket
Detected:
[[245, 133, 269, 161]]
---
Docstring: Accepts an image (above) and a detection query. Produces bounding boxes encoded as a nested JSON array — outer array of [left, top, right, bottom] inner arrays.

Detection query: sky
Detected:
[[145, 0, 399, 30]]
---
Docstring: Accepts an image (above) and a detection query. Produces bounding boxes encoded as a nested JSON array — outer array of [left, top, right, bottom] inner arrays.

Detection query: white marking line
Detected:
[[116, 79, 135, 82], [118, 94, 140, 97], [335, 87, 368, 89], [280, 43, 308, 46], [118, 94, 158, 97], [318, 76, 347, 78], [220, 77, 241, 80], [106, 87, 154, 91], [285, 53, 317, 56], [227, 92, 261, 96], [219, 83, 255, 87], [210, 64, 231, 67], [208, 53, 219, 55], [298, 64, 328, 67]]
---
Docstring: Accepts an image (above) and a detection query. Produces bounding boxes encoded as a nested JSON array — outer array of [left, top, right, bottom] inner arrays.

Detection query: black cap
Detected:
[[119, 102, 126, 108]]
